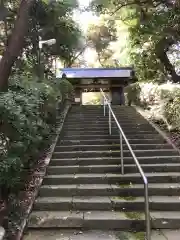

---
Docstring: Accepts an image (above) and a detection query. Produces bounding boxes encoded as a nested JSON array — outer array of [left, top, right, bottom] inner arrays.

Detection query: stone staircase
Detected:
[[27, 105, 180, 234]]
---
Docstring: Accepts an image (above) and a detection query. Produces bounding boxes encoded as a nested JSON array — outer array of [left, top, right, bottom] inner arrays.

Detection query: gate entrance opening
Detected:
[[59, 67, 136, 105]]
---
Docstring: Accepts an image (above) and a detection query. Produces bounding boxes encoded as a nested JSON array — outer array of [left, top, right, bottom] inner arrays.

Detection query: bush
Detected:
[[125, 82, 180, 131], [0, 75, 73, 200], [125, 83, 141, 106], [164, 88, 180, 130]]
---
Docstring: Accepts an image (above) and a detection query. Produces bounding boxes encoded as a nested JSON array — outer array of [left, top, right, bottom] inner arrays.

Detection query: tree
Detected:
[[90, 0, 180, 82], [0, 0, 34, 91], [35, 0, 84, 67], [0, 0, 83, 90], [87, 16, 117, 66]]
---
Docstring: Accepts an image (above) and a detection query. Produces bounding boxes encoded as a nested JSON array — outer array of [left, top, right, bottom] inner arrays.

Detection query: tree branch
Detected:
[[155, 37, 180, 83], [66, 44, 87, 67], [110, 0, 149, 15]]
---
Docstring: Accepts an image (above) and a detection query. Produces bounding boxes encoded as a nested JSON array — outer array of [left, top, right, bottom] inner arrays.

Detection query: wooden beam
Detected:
[[74, 84, 123, 89]]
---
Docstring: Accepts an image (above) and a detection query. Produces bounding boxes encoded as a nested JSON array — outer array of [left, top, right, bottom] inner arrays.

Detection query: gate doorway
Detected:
[[82, 92, 111, 105], [59, 67, 136, 105]]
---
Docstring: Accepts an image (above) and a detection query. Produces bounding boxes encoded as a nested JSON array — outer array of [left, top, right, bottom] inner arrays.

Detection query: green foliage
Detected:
[[34, 0, 83, 67], [125, 83, 141, 105], [90, 0, 180, 82], [0, 75, 73, 197], [58, 79, 74, 101], [164, 89, 180, 130], [0, 0, 83, 77], [126, 82, 180, 131], [87, 16, 117, 66]]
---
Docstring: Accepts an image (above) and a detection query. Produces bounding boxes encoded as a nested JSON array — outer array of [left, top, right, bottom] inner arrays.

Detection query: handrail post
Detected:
[[145, 182, 151, 240], [120, 133, 124, 175], [104, 98, 106, 116], [109, 105, 111, 135]]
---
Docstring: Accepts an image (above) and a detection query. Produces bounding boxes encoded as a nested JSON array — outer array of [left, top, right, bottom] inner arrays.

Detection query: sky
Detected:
[[74, 0, 98, 32], [56, 0, 97, 75], [73, 0, 99, 67]]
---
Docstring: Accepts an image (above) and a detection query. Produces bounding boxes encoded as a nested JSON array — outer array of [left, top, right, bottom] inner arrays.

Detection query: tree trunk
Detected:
[[0, 0, 34, 91], [155, 37, 180, 83]]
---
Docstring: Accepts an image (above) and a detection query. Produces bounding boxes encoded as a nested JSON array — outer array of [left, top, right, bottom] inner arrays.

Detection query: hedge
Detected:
[[0, 75, 73, 201]]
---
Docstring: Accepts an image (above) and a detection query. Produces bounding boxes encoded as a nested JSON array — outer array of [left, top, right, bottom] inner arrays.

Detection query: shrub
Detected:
[[0, 75, 73, 200], [125, 82, 180, 131], [125, 83, 141, 106], [164, 88, 180, 130]]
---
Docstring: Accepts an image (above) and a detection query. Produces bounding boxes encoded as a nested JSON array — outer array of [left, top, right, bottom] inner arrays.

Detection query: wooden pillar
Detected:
[[74, 88, 82, 105], [110, 86, 125, 105]]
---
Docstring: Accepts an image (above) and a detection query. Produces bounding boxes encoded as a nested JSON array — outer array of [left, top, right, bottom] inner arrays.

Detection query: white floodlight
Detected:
[[39, 39, 56, 49]]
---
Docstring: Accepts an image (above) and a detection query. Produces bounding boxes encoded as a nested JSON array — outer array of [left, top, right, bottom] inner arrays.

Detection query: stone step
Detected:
[[65, 117, 147, 121], [23, 229, 170, 240], [52, 149, 178, 159], [68, 109, 138, 112], [63, 134, 162, 140], [34, 196, 180, 211], [63, 125, 154, 131], [47, 163, 180, 175], [50, 156, 180, 166], [67, 112, 104, 114], [65, 120, 148, 125], [66, 111, 140, 115], [39, 183, 180, 197], [67, 112, 143, 116], [27, 105, 180, 235], [62, 130, 157, 136], [65, 118, 146, 122], [28, 210, 145, 230], [63, 122, 150, 127], [28, 210, 180, 229], [43, 172, 180, 185], [66, 113, 142, 117], [59, 138, 166, 146], [55, 144, 171, 152]]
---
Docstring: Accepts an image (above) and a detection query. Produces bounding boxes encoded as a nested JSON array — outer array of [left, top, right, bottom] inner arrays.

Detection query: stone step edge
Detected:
[[45, 171, 180, 175], [22, 229, 180, 240], [35, 196, 180, 204], [53, 149, 177, 154], [40, 183, 180, 189], [56, 143, 170, 147], [63, 134, 161, 138], [60, 138, 165, 142], [46, 163, 180, 171], [51, 156, 180, 161], [44, 172, 180, 179], [28, 210, 180, 229]]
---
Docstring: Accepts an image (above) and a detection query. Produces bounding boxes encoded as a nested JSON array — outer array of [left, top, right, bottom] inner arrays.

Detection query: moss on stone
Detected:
[[125, 212, 143, 220], [133, 232, 146, 240], [112, 196, 136, 201], [118, 183, 132, 188], [115, 231, 130, 240], [115, 231, 145, 240], [123, 196, 137, 201]]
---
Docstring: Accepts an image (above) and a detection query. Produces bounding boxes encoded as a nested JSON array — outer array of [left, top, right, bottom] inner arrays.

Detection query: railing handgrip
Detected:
[[100, 88, 151, 240]]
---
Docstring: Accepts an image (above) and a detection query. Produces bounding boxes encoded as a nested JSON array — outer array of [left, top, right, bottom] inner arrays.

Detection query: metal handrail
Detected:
[[100, 88, 151, 240]]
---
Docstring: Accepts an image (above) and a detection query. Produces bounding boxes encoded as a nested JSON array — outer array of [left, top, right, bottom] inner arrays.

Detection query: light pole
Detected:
[[38, 38, 56, 79]]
